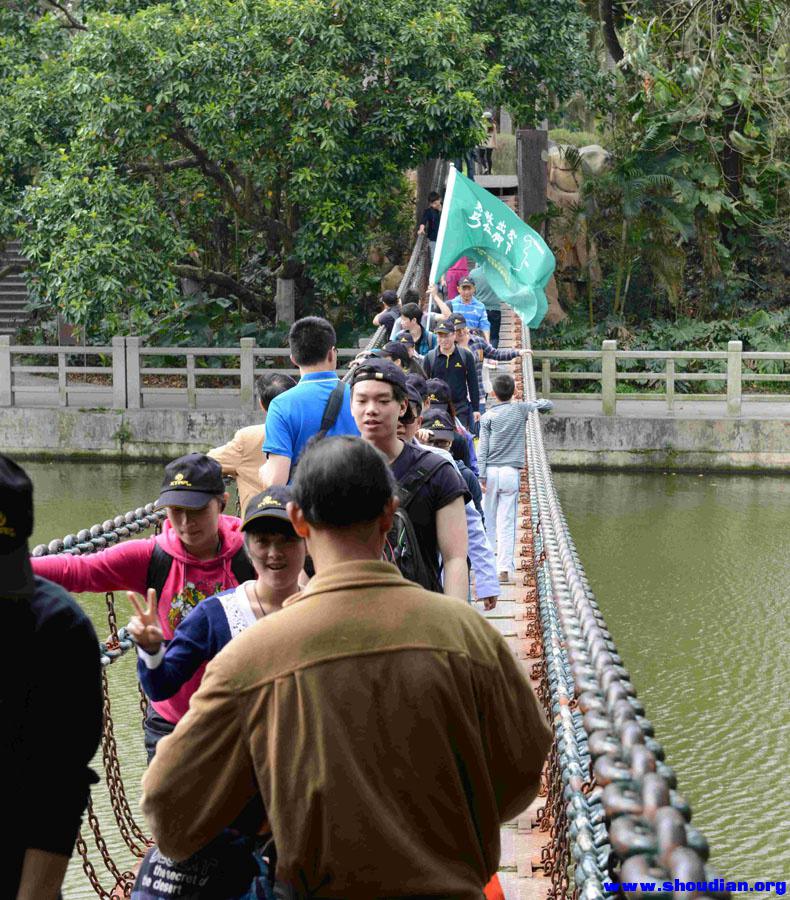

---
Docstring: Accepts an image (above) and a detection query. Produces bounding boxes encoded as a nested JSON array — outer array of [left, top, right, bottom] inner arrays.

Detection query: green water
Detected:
[[21, 462, 790, 895]]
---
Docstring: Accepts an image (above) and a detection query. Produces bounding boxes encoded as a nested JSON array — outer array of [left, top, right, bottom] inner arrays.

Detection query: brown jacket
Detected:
[[141, 560, 551, 898], [207, 423, 265, 516]]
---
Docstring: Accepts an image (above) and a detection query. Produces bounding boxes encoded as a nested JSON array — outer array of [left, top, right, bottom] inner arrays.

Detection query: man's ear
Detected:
[[379, 495, 399, 536], [287, 501, 311, 539], [289, 354, 297, 367], [327, 347, 338, 367]]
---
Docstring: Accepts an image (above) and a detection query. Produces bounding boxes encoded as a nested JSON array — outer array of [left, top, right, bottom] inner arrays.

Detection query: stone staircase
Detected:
[[0, 239, 30, 337]]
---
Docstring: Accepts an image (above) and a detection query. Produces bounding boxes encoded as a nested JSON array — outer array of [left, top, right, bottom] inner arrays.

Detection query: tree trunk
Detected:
[[599, 0, 624, 64]]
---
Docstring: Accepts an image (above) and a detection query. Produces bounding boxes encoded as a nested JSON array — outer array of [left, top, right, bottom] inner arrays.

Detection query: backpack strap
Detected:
[[146, 541, 255, 600], [315, 380, 346, 441], [230, 546, 256, 583], [146, 542, 174, 599], [422, 348, 438, 375], [397, 452, 449, 511]]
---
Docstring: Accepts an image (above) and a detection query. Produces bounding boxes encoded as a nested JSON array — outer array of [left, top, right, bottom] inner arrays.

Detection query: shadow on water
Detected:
[[20, 461, 790, 894]]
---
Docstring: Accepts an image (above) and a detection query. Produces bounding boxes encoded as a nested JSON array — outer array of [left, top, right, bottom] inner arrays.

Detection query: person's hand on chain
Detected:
[[479, 596, 497, 611], [127, 588, 164, 654]]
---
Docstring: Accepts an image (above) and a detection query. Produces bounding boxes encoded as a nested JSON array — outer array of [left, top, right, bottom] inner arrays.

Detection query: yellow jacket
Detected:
[[142, 560, 551, 898]]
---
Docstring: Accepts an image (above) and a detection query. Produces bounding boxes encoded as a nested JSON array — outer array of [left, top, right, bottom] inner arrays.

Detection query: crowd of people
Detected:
[[2, 301, 554, 899]]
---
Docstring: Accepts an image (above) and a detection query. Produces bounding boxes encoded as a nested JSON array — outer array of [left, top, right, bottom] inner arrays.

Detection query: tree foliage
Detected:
[[0, 0, 594, 340]]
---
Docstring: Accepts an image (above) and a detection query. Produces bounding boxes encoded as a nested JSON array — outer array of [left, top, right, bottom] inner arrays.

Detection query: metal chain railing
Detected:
[[519, 318, 728, 899], [31, 503, 165, 558]]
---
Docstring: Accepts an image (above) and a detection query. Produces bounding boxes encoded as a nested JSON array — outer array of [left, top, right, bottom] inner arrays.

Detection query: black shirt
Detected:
[[390, 442, 467, 580], [423, 346, 480, 412], [377, 308, 400, 335], [421, 207, 441, 241], [3, 576, 102, 897]]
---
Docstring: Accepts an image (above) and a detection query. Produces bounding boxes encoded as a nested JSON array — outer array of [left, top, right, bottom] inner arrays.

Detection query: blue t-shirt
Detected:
[[262, 372, 360, 466], [450, 296, 491, 333]]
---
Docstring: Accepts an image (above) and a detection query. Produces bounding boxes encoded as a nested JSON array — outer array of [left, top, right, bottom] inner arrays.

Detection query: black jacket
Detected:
[[423, 346, 480, 412]]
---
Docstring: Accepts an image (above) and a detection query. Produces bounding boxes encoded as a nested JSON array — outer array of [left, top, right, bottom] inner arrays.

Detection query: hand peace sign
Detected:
[[127, 588, 165, 655]]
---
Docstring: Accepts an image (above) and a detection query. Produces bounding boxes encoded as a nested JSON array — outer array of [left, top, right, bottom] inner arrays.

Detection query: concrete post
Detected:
[[58, 352, 67, 407], [111, 336, 126, 409], [601, 340, 617, 416], [186, 353, 197, 409], [541, 359, 551, 398], [240, 338, 256, 412], [516, 129, 548, 220], [0, 335, 11, 406], [727, 340, 742, 416], [665, 357, 675, 413], [126, 336, 141, 409], [275, 278, 296, 325]]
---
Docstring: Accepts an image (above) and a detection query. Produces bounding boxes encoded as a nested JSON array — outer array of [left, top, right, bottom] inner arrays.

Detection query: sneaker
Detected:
[[498, 571, 511, 584]]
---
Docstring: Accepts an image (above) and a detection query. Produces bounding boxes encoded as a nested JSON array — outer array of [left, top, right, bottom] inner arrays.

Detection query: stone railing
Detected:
[[0, 336, 360, 411], [532, 341, 789, 415], [2, 336, 787, 415]]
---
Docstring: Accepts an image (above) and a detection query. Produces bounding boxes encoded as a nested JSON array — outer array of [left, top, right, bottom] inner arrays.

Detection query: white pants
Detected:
[[483, 466, 519, 575]]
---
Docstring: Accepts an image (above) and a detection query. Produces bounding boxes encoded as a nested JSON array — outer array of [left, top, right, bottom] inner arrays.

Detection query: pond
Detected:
[[21, 461, 789, 896]]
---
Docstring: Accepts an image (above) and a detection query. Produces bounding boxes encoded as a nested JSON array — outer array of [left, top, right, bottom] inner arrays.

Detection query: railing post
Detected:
[[665, 357, 675, 413], [126, 336, 141, 409], [601, 340, 617, 416], [541, 359, 551, 398], [186, 353, 197, 408], [726, 340, 742, 416], [58, 351, 67, 407], [0, 335, 11, 407], [240, 338, 256, 412], [111, 336, 126, 409]]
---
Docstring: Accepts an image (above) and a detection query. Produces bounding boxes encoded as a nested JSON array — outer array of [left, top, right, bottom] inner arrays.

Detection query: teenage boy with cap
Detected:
[[1, 454, 102, 900], [350, 358, 469, 600], [259, 316, 360, 489], [141, 435, 551, 896], [422, 317, 480, 430], [129, 486, 305, 704], [451, 276, 490, 340], [31, 452, 252, 760]]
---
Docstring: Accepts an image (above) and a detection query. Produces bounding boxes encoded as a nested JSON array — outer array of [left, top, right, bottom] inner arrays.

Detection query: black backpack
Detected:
[[384, 454, 448, 594], [146, 542, 256, 599]]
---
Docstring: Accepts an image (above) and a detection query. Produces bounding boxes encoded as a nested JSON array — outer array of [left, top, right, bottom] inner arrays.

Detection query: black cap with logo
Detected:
[[434, 318, 454, 335], [425, 378, 451, 406], [458, 276, 476, 287], [397, 331, 415, 347], [449, 312, 467, 330], [0, 453, 35, 598], [156, 453, 226, 510], [242, 486, 295, 533], [351, 358, 408, 393], [423, 409, 456, 442]]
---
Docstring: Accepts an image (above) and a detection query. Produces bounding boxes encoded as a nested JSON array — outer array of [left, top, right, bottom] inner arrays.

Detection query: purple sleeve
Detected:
[[482, 342, 519, 362], [30, 538, 155, 596]]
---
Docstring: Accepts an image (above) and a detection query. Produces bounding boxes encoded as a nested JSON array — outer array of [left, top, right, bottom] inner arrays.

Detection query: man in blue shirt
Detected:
[[259, 317, 359, 486], [450, 276, 490, 340]]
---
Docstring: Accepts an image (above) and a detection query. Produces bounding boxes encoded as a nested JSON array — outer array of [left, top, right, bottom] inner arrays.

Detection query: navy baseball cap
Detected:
[[449, 312, 467, 330], [458, 276, 476, 287], [434, 318, 454, 335], [242, 486, 296, 533], [382, 341, 410, 368], [0, 454, 35, 598], [406, 373, 428, 401], [351, 358, 408, 393], [397, 331, 415, 347], [423, 410, 455, 442], [426, 378, 451, 406], [156, 453, 226, 509]]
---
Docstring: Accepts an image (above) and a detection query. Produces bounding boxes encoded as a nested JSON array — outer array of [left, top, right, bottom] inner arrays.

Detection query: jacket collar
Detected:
[[283, 559, 404, 607]]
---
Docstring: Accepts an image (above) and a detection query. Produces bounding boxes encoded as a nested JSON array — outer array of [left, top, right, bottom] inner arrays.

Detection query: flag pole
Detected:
[[426, 164, 457, 336]]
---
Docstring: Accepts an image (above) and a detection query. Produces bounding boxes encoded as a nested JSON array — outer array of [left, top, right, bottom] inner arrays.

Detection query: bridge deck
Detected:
[[480, 308, 551, 899]]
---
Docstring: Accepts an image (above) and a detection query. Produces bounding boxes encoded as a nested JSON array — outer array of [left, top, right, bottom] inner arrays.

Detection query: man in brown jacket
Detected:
[[142, 436, 551, 899]]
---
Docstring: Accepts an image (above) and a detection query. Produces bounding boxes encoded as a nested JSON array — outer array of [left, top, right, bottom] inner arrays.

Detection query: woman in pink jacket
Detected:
[[443, 256, 470, 300], [31, 453, 253, 760]]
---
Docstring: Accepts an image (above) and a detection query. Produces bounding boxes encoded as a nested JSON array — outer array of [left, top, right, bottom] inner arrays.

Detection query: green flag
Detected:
[[429, 166, 555, 328]]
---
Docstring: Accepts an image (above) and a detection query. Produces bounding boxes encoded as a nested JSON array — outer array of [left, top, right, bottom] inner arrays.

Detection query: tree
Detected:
[[0, 0, 596, 340]]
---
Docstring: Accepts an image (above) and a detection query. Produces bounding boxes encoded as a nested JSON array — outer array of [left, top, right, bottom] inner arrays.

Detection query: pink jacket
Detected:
[[31, 516, 247, 723]]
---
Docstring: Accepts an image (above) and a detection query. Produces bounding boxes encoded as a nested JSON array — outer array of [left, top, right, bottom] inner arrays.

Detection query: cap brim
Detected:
[[427, 429, 455, 442], [2, 543, 35, 598], [155, 490, 216, 510], [241, 508, 295, 532]]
